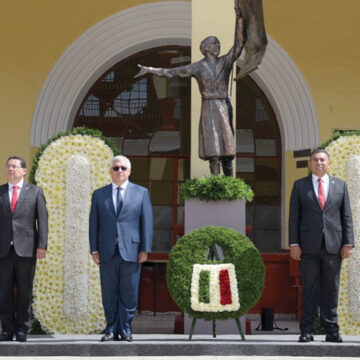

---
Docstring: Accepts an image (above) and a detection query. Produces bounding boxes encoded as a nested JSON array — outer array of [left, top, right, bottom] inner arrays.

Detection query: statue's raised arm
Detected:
[[229, 4, 245, 62]]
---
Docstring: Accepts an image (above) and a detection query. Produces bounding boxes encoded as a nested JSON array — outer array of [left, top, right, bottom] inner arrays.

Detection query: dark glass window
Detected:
[[236, 74, 281, 252]]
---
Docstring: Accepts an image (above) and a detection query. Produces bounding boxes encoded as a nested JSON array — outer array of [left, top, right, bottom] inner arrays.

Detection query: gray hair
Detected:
[[110, 155, 131, 169]]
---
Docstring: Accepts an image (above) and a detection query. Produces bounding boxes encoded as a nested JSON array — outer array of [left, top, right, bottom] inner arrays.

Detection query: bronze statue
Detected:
[[235, 0, 267, 80], [135, 1, 267, 176]]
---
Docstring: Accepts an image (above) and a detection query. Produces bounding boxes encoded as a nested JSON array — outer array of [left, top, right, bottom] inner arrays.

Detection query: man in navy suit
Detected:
[[289, 149, 354, 343], [89, 155, 153, 342]]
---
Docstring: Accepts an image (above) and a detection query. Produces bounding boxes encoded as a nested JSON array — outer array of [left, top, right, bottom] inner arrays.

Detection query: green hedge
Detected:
[[166, 226, 265, 320], [319, 129, 360, 149], [179, 175, 254, 202]]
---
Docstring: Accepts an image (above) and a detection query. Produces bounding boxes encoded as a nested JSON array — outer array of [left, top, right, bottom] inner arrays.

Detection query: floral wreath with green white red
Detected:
[[166, 226, 265, 320]]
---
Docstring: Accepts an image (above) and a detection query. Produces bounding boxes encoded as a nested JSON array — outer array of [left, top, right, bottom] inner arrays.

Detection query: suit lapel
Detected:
[[306, 176, 321, 210], [15, 181, 30, 212], [325, 175, 336, 210], [117, 181, 132, 219], [0, 184, 11, 213], [104, 184, 116, 217]]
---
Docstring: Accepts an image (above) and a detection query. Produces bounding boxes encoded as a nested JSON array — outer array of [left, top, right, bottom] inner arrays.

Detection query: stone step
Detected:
[[1, 334, 359, 357]]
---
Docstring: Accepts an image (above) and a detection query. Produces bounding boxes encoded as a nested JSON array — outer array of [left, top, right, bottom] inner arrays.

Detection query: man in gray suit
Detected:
[[0, 156, 48, 342], [289, 148, 354, 343], [90, 155, 153, 342]]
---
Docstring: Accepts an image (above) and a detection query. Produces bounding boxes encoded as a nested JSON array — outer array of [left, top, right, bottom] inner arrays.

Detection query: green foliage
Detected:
[[166, 226, 265, 320], [199, 270, 210, 303], [29, 317, 47, 335], [313, 313, 326, 335], [319, 130, 360, 150], [29, 126, 120, 184], [179, 175, 254, 202]]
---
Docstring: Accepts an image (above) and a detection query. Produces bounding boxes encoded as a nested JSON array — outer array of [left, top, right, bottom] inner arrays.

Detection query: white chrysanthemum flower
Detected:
[[33, 134, 113, 334], [190, 263, 240, 312], [326, 137, 360, 335]]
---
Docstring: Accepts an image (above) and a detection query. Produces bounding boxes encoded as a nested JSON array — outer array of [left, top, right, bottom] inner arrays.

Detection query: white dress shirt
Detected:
[[312, 173, 329, 201], [8, 179, 24, 203], [112, 180, 128, 212]]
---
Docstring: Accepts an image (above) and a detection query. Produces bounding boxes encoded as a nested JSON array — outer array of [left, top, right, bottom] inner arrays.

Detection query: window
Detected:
[[236, 74, 281, 251], [74, 46, 191, 257]]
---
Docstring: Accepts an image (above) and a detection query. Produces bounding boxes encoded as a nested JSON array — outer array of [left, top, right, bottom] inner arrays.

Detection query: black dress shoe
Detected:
[[298, 333, 314, 342], [101, 332, 115, 342], [325, 333, 343, 343], [0, 332, 13, 341], [15, 332, 27, 342], [121, 334, 133, 342]]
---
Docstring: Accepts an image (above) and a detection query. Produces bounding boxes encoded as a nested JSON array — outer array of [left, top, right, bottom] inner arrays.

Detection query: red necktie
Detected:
[[318, 178, 326, 210], [11, 185, 18, 213]]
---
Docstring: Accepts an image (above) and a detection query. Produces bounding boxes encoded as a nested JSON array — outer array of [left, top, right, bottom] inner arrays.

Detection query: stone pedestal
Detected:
[[184, 198, 246, 335], [185, 198, 245, 233]]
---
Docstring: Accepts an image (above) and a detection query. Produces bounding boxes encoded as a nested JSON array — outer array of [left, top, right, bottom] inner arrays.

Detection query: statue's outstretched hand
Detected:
[[134, 64, 150, 78]]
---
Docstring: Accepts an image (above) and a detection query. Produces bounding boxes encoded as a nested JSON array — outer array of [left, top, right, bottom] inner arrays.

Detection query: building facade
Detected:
[[1, 0, 360, 315]]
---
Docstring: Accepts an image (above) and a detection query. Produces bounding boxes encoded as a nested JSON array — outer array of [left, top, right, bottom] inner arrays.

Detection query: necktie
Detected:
[[116, 187, 123, 215], [318, 178, 326, 210], [11, 185, 18, 213]]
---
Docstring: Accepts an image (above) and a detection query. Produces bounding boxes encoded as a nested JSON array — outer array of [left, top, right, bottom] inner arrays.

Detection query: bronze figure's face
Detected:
[[200, 36, 220, 57]]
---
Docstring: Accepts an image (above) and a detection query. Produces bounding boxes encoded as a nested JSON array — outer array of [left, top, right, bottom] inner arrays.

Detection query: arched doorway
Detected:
[[73, 46, 191, 257], [236, 75, 281, 252]]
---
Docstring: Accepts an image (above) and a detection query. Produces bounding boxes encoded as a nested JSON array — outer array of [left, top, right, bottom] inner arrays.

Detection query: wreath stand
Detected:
[[188, 244, 245, 341]]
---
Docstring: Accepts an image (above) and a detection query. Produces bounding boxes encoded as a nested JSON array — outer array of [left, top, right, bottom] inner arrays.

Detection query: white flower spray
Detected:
[[33, 134, 113, 333], [326, 136, 360, 335]]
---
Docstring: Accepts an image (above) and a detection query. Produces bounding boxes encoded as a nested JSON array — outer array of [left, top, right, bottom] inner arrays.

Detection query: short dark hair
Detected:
[[310, 148, 329, 160], [6, 156, 27, 169]]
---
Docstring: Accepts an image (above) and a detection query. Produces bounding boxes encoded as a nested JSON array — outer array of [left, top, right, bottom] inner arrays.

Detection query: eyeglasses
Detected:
[[112, 166, 128, 172]]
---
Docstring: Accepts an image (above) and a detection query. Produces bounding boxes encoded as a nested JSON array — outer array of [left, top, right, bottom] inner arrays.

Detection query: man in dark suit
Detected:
[[0, 156, 48, 342], [89, 155, 153, 342], [289, 148, 354, 343]]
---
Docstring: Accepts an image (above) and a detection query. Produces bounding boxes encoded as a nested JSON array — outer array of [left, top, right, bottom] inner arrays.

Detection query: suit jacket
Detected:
[[89, 181, 153, 263], [289, 174, 354, 254], [0, 182, 48, 258]]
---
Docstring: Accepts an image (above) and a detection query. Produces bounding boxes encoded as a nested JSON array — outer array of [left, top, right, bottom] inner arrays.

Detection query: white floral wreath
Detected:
[[326, 135, 360, 335], [32, 134, 114, 333]]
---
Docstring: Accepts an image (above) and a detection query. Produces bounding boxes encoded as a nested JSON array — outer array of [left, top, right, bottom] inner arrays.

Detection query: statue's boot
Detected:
[[209, 158, 221, 176], [221, 158, 233, 177]]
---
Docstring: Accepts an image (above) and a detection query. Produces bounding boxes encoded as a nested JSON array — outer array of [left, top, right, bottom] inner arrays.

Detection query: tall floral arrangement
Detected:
[[31, 127, 119, 333], [322, 131, 360, 335]]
